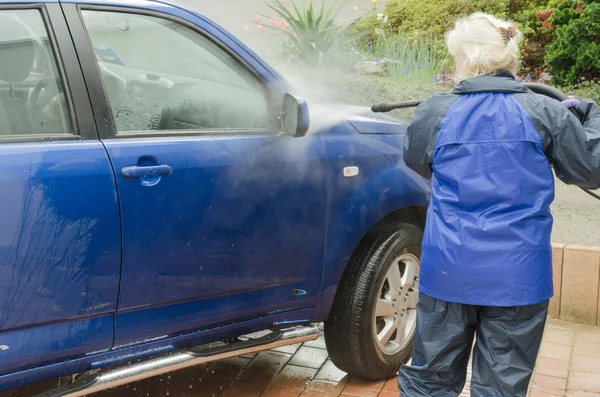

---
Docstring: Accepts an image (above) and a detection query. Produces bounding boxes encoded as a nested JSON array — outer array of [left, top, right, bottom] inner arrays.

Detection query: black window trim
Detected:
[[0, 3, 95, 143], [64, 3, 286, 140]]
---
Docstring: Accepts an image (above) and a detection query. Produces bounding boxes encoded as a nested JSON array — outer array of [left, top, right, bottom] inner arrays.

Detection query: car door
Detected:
[[63, 1, 328, 347], [0, 3, 121, 376]]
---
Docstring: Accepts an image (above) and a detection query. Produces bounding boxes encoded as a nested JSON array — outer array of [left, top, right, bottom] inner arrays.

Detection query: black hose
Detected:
[[580, 187, 600, 201]]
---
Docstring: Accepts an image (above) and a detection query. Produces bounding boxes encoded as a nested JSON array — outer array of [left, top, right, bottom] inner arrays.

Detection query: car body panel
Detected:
[[105, 134, 327, 347], [310, 124, 431, 321], [0, 141, 121, 376]]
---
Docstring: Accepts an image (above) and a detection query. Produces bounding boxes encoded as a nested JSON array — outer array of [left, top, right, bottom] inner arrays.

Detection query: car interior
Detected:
[[0, 11, 72, 136], [83, 11, 276, 133]]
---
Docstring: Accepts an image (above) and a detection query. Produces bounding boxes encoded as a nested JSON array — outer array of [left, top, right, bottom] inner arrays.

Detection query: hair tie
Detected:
[[499, 26, 517, 44]]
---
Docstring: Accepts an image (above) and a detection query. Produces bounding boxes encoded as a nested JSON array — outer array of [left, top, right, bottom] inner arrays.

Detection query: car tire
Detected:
[[324, 222, 423, 381]]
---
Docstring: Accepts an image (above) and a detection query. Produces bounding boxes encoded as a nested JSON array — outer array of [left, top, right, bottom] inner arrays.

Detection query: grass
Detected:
[[362, 31, 449, 86]]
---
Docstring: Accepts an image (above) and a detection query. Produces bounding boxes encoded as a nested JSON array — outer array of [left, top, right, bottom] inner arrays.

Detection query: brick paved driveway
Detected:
[[3, 319, 600, 397]]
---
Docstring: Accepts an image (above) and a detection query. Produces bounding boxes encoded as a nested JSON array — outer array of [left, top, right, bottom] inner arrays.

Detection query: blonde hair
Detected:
[[446, 13, 522, 81]]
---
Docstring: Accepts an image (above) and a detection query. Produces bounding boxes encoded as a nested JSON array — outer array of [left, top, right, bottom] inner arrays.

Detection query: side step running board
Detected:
[[34, 325, 320, 397]]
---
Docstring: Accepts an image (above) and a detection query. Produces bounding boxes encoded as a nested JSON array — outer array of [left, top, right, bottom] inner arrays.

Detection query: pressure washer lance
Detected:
[[371, 100, 423, 113], [370, 99, 600, 201]]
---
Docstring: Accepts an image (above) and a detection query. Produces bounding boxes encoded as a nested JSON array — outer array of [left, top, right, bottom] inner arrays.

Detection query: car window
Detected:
[[0, 9, 72, 136], [80, 10, 274, 134]]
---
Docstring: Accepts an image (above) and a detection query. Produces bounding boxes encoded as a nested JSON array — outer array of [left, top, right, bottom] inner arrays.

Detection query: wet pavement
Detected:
[[3, 319, 600, 397]]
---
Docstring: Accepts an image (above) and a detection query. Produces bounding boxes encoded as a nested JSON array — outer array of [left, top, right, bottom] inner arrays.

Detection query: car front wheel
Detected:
[[324, 222, 423, 380]]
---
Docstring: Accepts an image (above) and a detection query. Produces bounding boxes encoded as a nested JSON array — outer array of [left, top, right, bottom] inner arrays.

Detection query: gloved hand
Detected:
[[561, 98, 580, 109]]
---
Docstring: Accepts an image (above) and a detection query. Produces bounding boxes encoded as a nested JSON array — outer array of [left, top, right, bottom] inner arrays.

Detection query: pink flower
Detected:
[[257, 24, 266, 32], [269, 18, 279, 27], [256, 14, 262, 22]]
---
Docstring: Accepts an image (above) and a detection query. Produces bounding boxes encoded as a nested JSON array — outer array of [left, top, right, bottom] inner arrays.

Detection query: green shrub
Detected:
[[261, 0, 367, 68], [383, 0, 509, 38], [510, 0, 554, 76], [546, 1, 600, 85], [352, 0, 507, 40]]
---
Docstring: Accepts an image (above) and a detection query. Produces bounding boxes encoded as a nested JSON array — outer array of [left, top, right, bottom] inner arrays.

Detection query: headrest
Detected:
[[0, 15, 35, 83]]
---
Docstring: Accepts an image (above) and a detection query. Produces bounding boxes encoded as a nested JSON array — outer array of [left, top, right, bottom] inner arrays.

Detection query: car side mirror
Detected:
[[282, 92, 309, 137]]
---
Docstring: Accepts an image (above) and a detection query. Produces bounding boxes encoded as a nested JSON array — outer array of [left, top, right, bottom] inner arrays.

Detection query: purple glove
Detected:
[[561, 98, 580, 109]]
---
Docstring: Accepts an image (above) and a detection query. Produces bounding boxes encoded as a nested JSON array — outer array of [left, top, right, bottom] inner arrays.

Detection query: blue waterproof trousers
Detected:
[[398, 293, 549, 397]]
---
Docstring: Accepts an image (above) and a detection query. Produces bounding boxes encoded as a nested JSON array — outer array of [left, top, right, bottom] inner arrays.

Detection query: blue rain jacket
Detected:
[[404, 71, 600, 306]]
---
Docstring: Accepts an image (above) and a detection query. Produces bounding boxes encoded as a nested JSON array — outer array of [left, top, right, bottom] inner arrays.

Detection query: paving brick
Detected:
[[261, 390, 304, 397], [377, 391, 399, 397], [304, 336, 328, 350], [570, 355, 600, 375], [561, 246, 600, 325], [341, 378, 385, 397], [539, 342, 573, 361], [274, 343, 303, 355], [315, 360, 348, 383], [220, 380, 264, 397], [302, 379, 348, 397], [550, 244, 566, 318], [566, 391, 600, 397], [529, 374, 568, 395], [207, 356, 251, 379], [573, 340, 600, 359], [246, 351, 291, 374], [576, 328, 600, 345], [383, 377, 399, 391], [535, 356, 570, 378], [237, 368, 277, 385], [289, 346, 329, 369], [568, 371, 600, 393], [544, 326, 576, 346], [271, 365, 319, 390]]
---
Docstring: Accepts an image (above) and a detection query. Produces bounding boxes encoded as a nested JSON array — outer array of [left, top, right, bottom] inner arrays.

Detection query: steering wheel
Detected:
[[523, 83, 600, 200]]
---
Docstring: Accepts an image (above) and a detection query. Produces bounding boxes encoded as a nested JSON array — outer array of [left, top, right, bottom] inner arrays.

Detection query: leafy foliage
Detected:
[[546, 1, 600, 85], [354, 0, 509, 42], [509, 0, 554, 76], [261, 0, 368, 67]]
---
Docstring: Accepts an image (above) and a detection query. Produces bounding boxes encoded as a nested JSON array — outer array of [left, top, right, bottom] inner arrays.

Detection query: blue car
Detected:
[[0, 0, 430, 393]]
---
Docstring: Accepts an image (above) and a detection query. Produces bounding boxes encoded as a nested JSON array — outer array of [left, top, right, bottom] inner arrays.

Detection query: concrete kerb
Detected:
[[551, 243, 600, 326]]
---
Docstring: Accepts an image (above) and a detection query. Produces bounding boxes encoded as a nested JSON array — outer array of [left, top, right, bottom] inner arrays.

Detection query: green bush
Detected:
[[546, 1, 600, 85], [261, 0, 367, 68], [510, 0, 554, 76], [354, 0, 508, 43]]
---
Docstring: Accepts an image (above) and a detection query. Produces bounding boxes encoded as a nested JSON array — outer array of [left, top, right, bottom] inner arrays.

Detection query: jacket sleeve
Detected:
[[403, 94, 456, 180], [543, 98, 600, 189]]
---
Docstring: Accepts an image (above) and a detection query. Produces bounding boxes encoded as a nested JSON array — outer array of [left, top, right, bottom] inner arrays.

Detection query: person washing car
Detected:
[[398, 12, 600, 397]]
